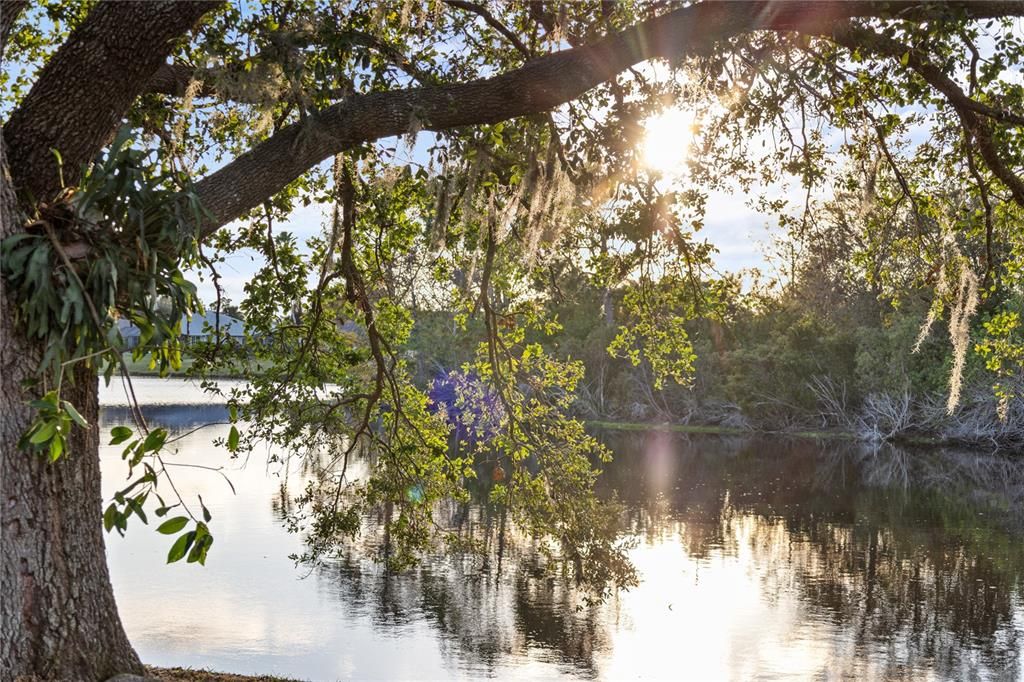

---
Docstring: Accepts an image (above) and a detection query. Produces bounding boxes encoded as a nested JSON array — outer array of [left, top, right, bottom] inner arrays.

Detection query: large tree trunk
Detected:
[[0, 147, 141, 680], [2, 4, 218, 674], [3, 1, 219, 201], [0, 4, 218, 678]]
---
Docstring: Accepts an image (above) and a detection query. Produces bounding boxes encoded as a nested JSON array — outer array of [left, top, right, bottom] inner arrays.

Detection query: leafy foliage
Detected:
[[1, 128, 216, 559], [2, 128, 204, 379], [6, 0, 1024, 598]]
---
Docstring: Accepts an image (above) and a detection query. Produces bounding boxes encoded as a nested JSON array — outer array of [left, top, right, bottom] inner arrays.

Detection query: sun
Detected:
[[641, 107, 697, 176]]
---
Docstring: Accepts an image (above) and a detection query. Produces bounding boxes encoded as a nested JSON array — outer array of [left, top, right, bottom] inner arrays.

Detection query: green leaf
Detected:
[[157, 516, 189, 535], [227, 425, 240, 452], [142, 428, 167, 452], [103, 503, 118, 532], [197, 535, 213, 565], [29, 421, 56, 445], [199, 494, 212, 523], [187, 534, 213, 564], [126, 495, 148, 524], [48, 436, 64, 461], [110, 426, 133, 445], [167, 530, 196, 563], [62, 401, 88, 428]]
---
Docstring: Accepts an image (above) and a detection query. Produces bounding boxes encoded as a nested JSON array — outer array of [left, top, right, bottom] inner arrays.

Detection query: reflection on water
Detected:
[[102, 385, 1024, 680]]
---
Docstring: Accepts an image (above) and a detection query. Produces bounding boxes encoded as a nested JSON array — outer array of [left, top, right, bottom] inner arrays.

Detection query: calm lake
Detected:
[[100, 378, 1024, 681]]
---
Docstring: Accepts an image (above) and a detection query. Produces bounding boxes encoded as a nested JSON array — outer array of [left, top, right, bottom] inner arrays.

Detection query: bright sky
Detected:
[[196, 126, 783, 306], [197, 187, 780, 305]]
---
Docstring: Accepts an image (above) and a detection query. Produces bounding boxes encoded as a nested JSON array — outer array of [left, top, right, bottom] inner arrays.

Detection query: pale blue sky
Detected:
[[194, 174, 782, 305]]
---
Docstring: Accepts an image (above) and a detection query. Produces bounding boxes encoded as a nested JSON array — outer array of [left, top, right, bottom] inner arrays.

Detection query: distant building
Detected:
[[117, 311, 247, 349]]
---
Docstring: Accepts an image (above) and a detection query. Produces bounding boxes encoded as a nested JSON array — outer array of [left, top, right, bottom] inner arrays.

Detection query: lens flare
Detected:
[[642, 107, 697, 177]]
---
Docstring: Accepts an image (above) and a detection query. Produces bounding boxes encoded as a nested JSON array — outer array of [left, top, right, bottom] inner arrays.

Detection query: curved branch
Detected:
[[443, 0, 533, 57], [821, 20, 1024, 207], [193, 0, 1023, 237], [3, 0, 219, 201], [829, 23, 1024, 127]]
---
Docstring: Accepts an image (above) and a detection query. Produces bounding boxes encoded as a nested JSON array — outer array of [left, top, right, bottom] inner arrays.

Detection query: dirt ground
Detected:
[[148, 668, 303, 682]]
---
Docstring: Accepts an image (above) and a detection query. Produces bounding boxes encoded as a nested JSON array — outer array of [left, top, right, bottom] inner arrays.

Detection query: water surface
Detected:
[[102, 378, 1024, 680]]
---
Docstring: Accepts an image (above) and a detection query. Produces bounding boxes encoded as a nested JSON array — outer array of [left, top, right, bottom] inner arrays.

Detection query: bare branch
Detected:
[[964, 128, 997, 283], [145, 29, 439, 101], [443, 0, 532, 57]]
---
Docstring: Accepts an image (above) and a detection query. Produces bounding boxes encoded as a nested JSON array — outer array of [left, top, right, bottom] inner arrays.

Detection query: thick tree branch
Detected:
[[442, 0, 578, 178], [2, 0, 219, 201], [145, 63, 216, 99], [820, 21, 1024, 207], [1, 0, 28, 56], [194, 0, 1023, 237]]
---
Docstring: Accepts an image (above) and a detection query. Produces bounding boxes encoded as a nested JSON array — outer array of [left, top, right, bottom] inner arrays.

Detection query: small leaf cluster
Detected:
[[103, 424, 216, 564], [17, 389, 87, 462], [1, 127, 205, 380]]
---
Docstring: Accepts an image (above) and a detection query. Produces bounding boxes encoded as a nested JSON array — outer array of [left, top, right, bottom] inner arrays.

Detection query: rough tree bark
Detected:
[[0, 154, 141, 677], [4, 1, 216, 200], [0, 2, 28, 51], [1, 3, 216, 680]]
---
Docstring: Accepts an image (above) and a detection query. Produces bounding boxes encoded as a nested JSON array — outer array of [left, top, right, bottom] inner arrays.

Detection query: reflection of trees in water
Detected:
[[726, 514, 1021, 679], [266, 445, 607, 676], [100, 405, 229, 434], [266, 430, 1024, 679], [601, 432, 1024, 679], [315, 516, 607, 676]]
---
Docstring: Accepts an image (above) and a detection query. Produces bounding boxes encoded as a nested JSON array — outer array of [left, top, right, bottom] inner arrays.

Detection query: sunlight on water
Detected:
[[102, 382, 1024, 680]]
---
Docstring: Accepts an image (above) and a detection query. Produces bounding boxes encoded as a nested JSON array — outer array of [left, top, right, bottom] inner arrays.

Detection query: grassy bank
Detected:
[[120, 353, 197, 376], [586, 419, 849, 440], [119, 353, 271, 378]]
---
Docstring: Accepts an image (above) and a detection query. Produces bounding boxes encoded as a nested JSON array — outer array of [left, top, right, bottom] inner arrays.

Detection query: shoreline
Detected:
[[584, 419, 1008, 451], [147, 668, 302, 681]]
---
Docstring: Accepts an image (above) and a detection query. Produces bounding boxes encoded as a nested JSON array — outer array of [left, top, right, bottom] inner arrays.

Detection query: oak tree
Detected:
[[3, 2, 1023, 679]]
